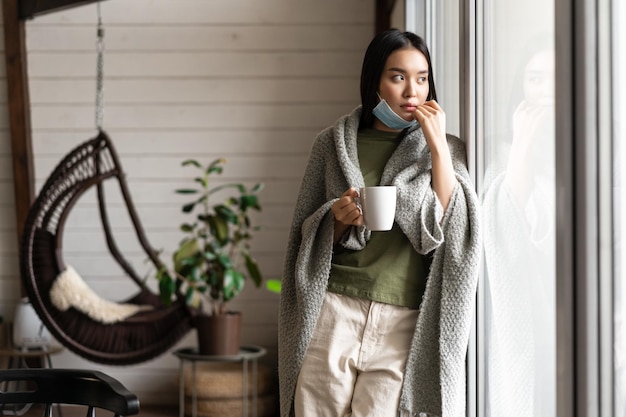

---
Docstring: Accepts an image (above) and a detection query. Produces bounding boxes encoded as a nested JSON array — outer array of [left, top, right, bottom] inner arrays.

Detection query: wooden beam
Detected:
[[3, 0, 109, 299], [19, 0, 105, 20], [3, 0, 35, 247], [375, 0, 396, 34]]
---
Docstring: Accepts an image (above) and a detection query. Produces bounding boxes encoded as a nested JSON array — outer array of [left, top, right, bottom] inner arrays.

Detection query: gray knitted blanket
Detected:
[[278, 106, 481, 417]]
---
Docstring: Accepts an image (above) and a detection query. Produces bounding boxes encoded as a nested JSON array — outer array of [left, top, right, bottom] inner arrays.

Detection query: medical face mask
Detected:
[[372, 98, 418, 130]]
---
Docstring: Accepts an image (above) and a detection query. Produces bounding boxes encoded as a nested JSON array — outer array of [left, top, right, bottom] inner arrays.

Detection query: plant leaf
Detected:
[[208, 270, 221, 288], [206, 158, 226, 174], [266, 279, 282, 293], [175, 188, 199, 195], [208, 215, 230, 244], [217, 254, 233, 269], [182, 202, 196, 213], [182, 159, 201, 168], [240, 195, 259, 211], [185, 287, 196, 306], [222, 269, 244, 301], [173, 239, 199, 270], [215, 205, 238, 224], [180, 223, 195, 232], [194, 177, 207, 187], [157, 271, 175, 305], [244, 253, 263, 287], [190, 265, 202, 282], [202, 251, 217, 261]]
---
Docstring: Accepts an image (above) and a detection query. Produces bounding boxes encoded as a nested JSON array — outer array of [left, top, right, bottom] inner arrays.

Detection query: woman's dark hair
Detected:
[[359, 29, 438, 128]]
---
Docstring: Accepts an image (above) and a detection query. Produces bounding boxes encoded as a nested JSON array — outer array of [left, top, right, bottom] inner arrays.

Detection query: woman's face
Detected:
[[374, 47, 430, 131], [523, 49, 554, 107]]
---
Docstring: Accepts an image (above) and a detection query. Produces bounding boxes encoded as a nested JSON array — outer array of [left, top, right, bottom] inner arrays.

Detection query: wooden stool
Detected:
[[183, 362, 277, 417], [174, 346, 276, 417]]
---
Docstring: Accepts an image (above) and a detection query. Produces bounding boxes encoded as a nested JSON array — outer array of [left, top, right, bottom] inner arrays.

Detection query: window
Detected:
[[407, 1, 623, 415], [614, 0, 626, 414], [478, 1, 556, 416]]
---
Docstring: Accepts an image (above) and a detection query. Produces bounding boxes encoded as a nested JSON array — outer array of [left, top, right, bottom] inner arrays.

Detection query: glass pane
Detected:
[[615, 0, 626, 414], [480, 1, 556, 416]]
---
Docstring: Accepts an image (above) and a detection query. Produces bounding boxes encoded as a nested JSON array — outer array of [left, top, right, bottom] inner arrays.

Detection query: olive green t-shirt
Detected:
[[327, 128, 431, 309]]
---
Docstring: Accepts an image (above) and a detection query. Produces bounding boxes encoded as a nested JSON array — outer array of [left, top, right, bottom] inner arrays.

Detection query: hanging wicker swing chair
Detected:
[[19, 130, 195, 365]]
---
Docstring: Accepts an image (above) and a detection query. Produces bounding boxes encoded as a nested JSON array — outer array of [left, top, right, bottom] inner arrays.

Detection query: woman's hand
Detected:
[[413, 101, 457, 212], [331, 188, 363, 244], [413, 100, 447, 151], [505, 99, 554, 206]]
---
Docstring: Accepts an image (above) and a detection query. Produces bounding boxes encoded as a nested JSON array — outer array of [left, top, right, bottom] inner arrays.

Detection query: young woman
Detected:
[[278, 29, 481, 417]]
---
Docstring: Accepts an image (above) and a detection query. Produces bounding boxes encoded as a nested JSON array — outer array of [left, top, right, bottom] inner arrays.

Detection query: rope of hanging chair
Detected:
[[95, 0, 105, 131]]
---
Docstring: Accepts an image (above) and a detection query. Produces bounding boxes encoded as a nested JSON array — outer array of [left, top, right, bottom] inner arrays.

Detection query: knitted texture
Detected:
[[278, 106, 481, 417]]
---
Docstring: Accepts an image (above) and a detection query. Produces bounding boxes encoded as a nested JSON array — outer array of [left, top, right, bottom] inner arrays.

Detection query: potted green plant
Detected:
[[156, 158, 264, 355]]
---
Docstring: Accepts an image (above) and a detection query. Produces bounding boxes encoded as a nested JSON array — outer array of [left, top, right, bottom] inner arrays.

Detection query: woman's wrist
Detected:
[[333, 221, 350, 244], [427, 135, 450, 157], [429, 142, 457, 211]]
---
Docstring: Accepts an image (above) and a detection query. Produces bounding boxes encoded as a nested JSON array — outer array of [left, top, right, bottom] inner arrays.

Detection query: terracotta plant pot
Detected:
[[195, 312, 242, 356]]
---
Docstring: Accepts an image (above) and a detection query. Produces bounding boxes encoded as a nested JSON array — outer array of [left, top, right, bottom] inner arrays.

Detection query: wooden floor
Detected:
[[19, 404, 179, 417], [19, 403, 281, 417]]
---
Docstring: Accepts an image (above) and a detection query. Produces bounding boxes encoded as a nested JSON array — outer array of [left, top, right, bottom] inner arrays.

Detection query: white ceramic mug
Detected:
[[358, 185, 397, 231]]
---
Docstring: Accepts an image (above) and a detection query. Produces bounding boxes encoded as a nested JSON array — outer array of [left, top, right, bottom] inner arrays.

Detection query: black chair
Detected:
[[0, 368, 139, 417]]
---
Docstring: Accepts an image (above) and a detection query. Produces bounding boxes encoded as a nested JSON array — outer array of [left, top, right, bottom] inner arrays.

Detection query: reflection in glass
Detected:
[[480, 3, 555, 415]]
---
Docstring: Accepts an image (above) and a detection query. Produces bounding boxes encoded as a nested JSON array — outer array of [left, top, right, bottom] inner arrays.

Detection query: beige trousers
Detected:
[[294, 292, 419, 417]]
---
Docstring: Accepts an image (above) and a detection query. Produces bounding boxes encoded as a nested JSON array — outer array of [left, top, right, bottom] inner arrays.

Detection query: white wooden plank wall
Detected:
[[0, 0, 375, 406]]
